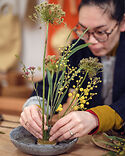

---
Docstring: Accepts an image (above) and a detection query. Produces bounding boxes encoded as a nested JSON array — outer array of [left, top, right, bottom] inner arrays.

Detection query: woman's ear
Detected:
[[120, 13, 125, 32]]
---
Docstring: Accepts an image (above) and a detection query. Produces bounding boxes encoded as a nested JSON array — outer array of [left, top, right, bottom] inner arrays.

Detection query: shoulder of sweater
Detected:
[[119, 32, 125, 46], [115, 32, 125, 57]]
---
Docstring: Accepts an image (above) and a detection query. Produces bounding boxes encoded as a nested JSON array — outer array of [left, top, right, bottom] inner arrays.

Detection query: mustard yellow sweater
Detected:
[[90, 105, 123, 132]]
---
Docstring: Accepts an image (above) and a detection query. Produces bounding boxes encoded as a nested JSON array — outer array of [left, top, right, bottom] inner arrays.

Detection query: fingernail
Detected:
[[38, 135, 43, 139], [49, 131, 53, 135], [49, 137, 53, 141], [44, 126, 48, 130]]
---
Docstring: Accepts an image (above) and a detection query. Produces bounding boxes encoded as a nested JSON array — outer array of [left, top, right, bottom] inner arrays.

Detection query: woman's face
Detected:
[[79, 5, 123, 56]]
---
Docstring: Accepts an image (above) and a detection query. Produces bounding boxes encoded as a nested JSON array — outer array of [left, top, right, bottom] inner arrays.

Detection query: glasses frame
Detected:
[[74, 22, 118, 42]]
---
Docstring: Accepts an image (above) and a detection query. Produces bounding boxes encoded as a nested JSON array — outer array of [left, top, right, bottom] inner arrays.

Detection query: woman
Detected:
[[20, 0, 125, 142]]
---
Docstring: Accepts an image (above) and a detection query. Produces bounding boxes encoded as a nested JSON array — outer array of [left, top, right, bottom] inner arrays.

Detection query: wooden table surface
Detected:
[[0, 114, 108, 156], [0, 97, 26, 115]]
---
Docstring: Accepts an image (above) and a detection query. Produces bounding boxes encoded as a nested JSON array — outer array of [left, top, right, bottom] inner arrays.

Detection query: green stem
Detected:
[[70, 28, 89, 50], [62, 92, 76, 117], [46, 88, 50, 126], [67, 98, 79, 114], [46, 69, 53, 126], [79, 72, 88, 89], [42, 22, 49, 140], [49, 58, 66, 120], [31, 81, 41, 108]]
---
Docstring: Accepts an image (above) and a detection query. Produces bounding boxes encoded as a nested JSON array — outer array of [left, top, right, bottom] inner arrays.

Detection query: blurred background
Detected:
[[0, 0, 81, 115]]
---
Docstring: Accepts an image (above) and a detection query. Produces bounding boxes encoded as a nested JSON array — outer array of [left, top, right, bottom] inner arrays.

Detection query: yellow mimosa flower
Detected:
[[76, 93, 80, 97], [56, 104, 63, 112], [80, 88, 84, 91], [73, 85, 76, 88], [68, 93, 73, 97], [80, 104, 84, 108], [81, 96, 85, 100], [86, 102, 89, 105], [73, 106, 79, 111]]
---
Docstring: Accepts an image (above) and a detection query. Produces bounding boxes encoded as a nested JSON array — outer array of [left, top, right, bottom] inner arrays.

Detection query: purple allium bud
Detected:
[[28, 66, 36, 71], [25, 72, 30, 76]]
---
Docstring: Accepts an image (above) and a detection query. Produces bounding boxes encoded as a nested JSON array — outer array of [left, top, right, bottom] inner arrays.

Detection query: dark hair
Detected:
[[79, 0, 125, 23]]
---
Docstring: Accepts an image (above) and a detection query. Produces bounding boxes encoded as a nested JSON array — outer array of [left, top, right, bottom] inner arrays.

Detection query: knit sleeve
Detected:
[[88, 105, 123, 132]]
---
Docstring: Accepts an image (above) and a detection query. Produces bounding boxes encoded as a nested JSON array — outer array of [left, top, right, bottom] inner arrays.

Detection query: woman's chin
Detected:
[[90, 48, 107, 57], [92, 52, 106, 57]]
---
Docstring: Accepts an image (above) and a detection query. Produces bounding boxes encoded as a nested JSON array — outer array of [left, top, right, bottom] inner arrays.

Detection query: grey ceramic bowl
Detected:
[[10, 126, 78, 156]]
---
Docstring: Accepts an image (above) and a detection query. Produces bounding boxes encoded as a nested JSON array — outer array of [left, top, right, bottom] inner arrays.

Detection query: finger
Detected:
[[50, 113, 72, 135], [69, 129, 87, 140], [56, 121, 90, 142], [68, 124, 91, 140], [69, 133, 79, 140], [24, 107, 42, 133], [20, 113, 26, 126], [21, 107, 47, 137], [30, 106, 43, 127], [20, 111, 28, 126], [57, 128, 82, 142], [32, 106, 48, 129], [49, 120, 75, 141], [57, 127, 77, 142], [20, 117, 43, 139], [26, 121, 43, 139]]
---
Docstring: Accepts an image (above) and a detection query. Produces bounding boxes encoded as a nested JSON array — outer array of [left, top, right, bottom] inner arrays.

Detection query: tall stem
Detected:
[[31, 81, 41, 107], [42, 22, 49, 139]]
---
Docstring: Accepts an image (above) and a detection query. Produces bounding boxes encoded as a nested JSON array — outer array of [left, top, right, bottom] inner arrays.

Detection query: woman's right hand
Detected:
[[20, 105, 47, 139]]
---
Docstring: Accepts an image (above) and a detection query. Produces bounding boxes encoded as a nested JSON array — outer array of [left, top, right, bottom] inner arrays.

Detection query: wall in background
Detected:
[[48, 0, 81, 56], [0, 0, 46, 78]]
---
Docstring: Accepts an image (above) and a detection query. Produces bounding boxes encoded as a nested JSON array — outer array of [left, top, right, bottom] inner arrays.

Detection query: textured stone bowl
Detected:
[[10, 126, 78, 156]]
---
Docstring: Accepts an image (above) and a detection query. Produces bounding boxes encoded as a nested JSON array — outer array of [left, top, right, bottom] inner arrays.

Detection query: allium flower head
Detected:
[[79, 57, 103, 78], [30, 1, 65, 24]]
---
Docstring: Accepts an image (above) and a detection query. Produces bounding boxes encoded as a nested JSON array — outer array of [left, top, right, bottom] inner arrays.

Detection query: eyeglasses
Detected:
[[74, 23, 118, 42]]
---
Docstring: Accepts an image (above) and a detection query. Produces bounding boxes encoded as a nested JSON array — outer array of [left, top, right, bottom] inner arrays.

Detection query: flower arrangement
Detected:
[[98, 133, 125, 156], [18, 1, 103, 142]]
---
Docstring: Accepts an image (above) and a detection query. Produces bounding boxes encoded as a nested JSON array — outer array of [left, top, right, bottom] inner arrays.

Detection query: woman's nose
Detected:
[[88, 34, 98, 44]]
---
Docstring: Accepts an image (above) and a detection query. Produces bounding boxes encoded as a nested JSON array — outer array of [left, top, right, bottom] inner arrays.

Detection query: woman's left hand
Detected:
[[49, 111, 98, 142]]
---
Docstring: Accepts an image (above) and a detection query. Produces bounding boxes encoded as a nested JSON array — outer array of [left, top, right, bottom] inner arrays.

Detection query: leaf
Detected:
[[66, 28, 74, 43], [36, 82, 38, 90], [46, 69, 53, 99], [70, 27, 89, 50], [52, 71, 65, 106], [67, 43, 90, 59]]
